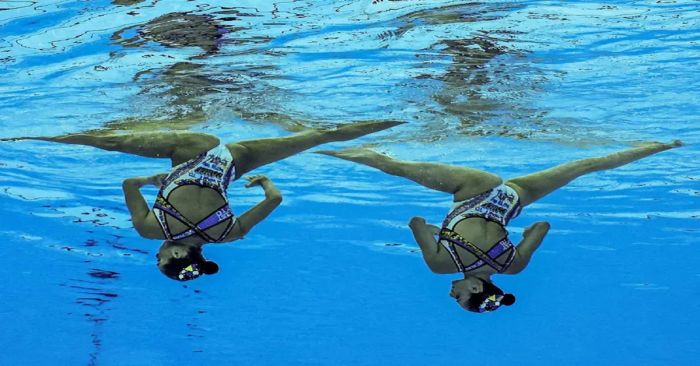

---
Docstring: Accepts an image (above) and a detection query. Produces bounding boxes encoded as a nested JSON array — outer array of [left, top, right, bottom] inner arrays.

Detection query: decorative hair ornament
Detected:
[[178, 263, 202, 281], [478, 294, 504, 313]]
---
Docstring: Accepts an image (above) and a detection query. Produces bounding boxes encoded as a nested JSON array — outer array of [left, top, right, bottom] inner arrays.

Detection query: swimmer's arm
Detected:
[[122, 177, 166, 239], [409, 217, 449, 274], [505, 221, 550, 275], [225, 176, 283, 241]]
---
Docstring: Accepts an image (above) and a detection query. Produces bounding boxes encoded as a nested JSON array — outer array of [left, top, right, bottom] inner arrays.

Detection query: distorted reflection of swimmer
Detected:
[[6, 120, 402, 281], [320, 140, 683, 313]]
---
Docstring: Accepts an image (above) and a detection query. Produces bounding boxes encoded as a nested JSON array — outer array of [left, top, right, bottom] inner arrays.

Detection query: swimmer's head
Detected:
[[450, 277, 515, 313], [157, 241, 219, 281]]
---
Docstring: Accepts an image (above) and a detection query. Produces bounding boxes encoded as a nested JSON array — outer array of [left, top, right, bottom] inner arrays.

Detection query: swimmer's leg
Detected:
[[316, 148, 502, 201], [226, 120, 403, 177], [506, 140, 683, 207], [8, 132, 219, 166]]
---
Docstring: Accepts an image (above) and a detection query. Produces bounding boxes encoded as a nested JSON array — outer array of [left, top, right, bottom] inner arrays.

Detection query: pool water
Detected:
[[0, 1, 698, 365]]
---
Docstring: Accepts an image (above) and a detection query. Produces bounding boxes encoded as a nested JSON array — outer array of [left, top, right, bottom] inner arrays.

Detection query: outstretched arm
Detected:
[[505, 221, 550, 274], [409, 217, 450, 273], [122, 174, 166, 239], [225, 175, 283, 240]]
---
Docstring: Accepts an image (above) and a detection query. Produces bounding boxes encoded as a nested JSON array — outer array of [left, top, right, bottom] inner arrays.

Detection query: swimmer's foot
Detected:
[[326, 120, 405, 141], [0, 136, 53, 142], [635, 140, 684, 149]]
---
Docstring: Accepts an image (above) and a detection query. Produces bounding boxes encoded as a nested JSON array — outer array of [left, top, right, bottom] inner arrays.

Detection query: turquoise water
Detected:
[[1, 1, 698, 365]]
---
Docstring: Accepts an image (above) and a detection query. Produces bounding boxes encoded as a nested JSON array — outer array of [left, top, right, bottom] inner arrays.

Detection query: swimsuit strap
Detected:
[[462, 258, 488, 273], [438, 229, 483, 273], [154, 206, 174, 241], [498, 238, 517, 271], [171, 203, 236, 242], [154, 197, 218, 243], [156, 198, 236, 242], [441, 241, 466, 272], [468, 236, 515, 273], [195, 204, 234, 231], [439, 228, 506, 273], [215, 221, 235, 242]]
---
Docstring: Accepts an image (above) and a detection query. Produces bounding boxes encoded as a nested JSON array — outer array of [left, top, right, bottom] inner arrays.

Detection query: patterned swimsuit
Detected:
[[153, 144, 237, 242], [438, 184, 522, 274]]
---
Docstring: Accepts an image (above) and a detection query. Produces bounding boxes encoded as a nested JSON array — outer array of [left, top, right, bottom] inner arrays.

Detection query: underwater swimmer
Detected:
[[319, 140, 683, 313], [6, 120, 403, 282]]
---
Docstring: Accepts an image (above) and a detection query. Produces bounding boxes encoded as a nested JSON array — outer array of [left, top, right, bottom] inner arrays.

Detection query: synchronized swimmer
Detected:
[[6, 121, 401, 281], [319, 140, 683, 312], [4, 129, 683, 313]]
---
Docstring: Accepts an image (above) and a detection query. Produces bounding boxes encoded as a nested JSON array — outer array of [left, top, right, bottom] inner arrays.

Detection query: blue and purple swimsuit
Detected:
[[153, 144, 237, 242], [438, 184, 522, 274]]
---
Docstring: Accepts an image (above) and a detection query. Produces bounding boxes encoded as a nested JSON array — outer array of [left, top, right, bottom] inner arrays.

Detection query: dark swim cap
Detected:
[[466, 279, 516, 313], [159, 245, 219, 281]]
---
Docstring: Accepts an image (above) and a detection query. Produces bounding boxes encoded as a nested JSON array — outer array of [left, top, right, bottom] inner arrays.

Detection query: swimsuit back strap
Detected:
[[498, 239, 517, 271], [154, 207, 174, 241], [217, 216, 236, 241], [439, 228, 506, 273], [440, 240, 466, 272], [439, 233, 489, 273], [176, 204, 236, 242], [154, 198, 218, 243], [481, 236, 516, 273], [196, 204, 234, 231], [462, 258, 487, 273], [156, 199, 236, 242]]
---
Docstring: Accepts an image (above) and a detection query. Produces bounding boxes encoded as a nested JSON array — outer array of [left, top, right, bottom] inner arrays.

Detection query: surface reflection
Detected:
[[101, 4, 562, 141], [112, 0, 146, 6], [390, 3, 580, 141], [112, 12, 233, 55], [103, 11, 307, 133]]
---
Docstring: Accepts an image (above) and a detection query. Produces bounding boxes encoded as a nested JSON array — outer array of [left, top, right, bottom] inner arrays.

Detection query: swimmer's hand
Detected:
[[410, 217, 441, 236], [408, 216, 426, 228], [245, 175, 272, 188], [233, 175, 282, 239], [523, 221, 550, 238], [505, 222, 551, 274], [245, 175, 282, 201], [124, 174, 167, 188]]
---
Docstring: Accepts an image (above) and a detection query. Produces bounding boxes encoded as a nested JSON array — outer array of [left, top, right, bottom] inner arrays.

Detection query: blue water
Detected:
[[1, 1, 699, 365]]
